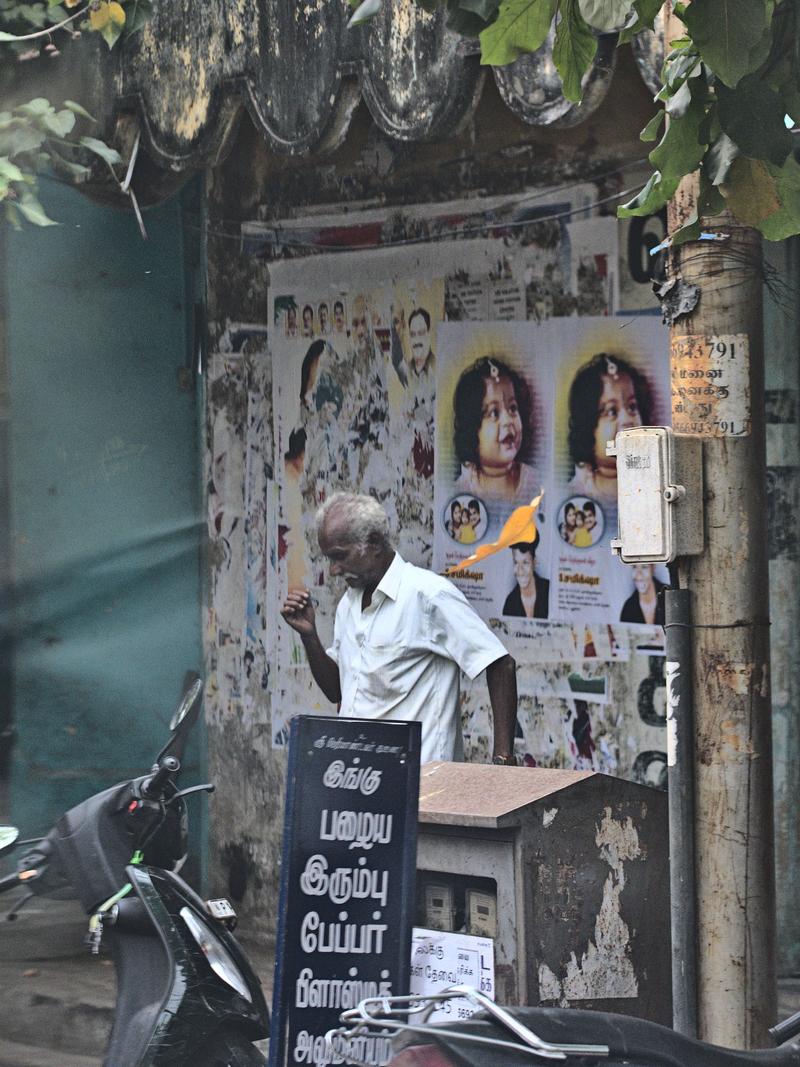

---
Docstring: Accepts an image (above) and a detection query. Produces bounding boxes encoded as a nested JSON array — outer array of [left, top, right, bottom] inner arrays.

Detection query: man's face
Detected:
[[353, 314, 367, 339], [512, 547, 533, 584], [319, 305, 328, 330], [584, 510, 596, 531], [319, 516, 381, 589], [469, 505, 480, 527], [409, 313, 431, 371], [334, 304, 345, 331], [633, 564, 654, 594]]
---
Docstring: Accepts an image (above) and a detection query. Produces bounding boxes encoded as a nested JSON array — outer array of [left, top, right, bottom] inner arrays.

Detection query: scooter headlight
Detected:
[[180, 906, 252, 1003]]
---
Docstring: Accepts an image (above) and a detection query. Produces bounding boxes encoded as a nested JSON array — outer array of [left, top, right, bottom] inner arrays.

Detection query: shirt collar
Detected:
[[375, 552, 405, 602]]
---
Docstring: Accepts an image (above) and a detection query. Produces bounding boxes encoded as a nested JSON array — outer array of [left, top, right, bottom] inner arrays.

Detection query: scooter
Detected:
[[328, 986, 800, 1066], [0, 676, 270, 1066]]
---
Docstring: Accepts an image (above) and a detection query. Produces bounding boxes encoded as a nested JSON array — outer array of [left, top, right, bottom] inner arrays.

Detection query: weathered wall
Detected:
[[203, 54, 665, 946], [204, 51, 800, 976]]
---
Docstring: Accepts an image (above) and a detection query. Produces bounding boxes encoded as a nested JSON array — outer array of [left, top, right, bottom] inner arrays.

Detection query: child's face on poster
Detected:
[[593, 371, 642, 474], [478, 375, 522, 473]]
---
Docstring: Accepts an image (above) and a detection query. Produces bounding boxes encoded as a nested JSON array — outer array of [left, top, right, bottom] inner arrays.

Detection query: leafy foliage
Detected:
[[392, 0, 800, 242], [0, 0, 151, 226]]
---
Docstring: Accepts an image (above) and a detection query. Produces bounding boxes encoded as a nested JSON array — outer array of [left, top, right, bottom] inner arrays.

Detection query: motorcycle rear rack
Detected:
[[326, 984, 610, 1063]]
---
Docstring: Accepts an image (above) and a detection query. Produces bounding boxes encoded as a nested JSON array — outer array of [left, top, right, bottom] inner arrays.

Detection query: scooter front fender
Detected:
[[103, 865, 268, 1067]]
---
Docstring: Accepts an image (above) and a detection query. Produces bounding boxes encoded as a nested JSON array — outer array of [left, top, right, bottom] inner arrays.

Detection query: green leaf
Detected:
[[617, 170, 679, 218], [662, 49, 700, 92], [0, 125, 47, 157], [0, 157, 24, 182], [15, 98, 53, 118], [5, 202, 23, 230], [125, 0, 152, 33], [578, 0, 631, 32], [479, 0, 556, 66], [553, 0, 597, 101], [79, 136, 122, 164], [683, 0, 772, 88], [649, 87, 708, 183], [17, 189, 58, 226], [17, 3, 47, 27], [721, 155, 781, 225], [665, 78, 692, 117], [99, 17, 124, 47], [671, 213, 702, 245], [704, 131, 739, 185], [640, 109, 665, 141], [43, 108, 76, 138], [618, 0, 662, 43], [64, 100, 96, 122], [717, 76, 791, 166], [347, 0, 382, 24], [756, 156, 800, 240], [50, 151, 92, 180]]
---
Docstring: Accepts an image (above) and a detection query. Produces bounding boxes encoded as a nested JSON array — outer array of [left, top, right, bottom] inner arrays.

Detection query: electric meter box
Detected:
[[416, 763, 671, 1025], [607, 426, 703, 564]]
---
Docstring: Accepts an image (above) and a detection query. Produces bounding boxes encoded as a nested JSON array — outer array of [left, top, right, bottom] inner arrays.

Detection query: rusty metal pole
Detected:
[[666, 174, 776, 1048]]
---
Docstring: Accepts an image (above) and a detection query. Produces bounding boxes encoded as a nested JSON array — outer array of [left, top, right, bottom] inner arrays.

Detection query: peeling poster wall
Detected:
[[205, 190, 672, 793]]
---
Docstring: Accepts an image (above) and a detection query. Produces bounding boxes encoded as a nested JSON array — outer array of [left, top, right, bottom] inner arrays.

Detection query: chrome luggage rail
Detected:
[[325, 984, 610, 1063]]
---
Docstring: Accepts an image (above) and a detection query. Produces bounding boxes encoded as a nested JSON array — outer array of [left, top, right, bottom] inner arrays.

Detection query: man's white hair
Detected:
[[315, 492, 392, 548]]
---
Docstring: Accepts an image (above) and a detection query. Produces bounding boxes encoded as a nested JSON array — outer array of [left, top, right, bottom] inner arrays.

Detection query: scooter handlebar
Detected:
[[0, 871, 21, 894], [141, 756, 181, 800]]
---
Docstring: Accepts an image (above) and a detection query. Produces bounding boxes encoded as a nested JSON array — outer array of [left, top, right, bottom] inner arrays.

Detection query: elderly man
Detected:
[[281, 492, 518, 765]]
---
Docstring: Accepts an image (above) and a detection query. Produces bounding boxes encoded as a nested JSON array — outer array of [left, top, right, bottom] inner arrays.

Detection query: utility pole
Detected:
[[667, 173, 776, 1047]]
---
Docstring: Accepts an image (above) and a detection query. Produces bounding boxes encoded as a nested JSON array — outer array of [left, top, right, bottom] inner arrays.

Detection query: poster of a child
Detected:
[[434, 322, 553, 624]]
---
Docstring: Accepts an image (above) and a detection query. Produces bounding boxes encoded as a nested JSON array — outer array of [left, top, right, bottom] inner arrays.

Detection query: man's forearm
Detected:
[[301, 631, 342, 704], [486, 654, 518, 758]]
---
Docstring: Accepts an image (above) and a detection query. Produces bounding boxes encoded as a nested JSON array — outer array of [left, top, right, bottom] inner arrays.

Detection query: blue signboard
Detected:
[[270, 716, 421, 1066]]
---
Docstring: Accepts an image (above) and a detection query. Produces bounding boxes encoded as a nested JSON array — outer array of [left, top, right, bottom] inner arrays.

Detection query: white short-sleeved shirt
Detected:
[[326, 553, 508, 764]]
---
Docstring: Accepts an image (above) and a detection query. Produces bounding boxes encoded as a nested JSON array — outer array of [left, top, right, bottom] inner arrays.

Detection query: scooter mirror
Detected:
[[0, 826, 19, 854], [170, 677, 204, 732]]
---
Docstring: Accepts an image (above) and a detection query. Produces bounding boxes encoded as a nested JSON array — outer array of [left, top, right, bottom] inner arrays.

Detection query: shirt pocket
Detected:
[[360, 641, 411, 703]]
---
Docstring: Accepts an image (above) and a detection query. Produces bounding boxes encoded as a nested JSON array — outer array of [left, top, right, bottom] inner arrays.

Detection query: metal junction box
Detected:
[[415, 763, 671, 1025], [607, 426, 703, 564]]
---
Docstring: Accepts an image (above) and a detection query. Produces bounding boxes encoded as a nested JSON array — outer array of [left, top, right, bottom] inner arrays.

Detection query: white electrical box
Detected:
[[423, 883, 455, 932], [607, 427, 704, 564]]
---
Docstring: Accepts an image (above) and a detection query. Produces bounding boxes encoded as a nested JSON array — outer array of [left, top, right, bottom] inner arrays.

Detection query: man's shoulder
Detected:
[[399, 560, 462, 604]]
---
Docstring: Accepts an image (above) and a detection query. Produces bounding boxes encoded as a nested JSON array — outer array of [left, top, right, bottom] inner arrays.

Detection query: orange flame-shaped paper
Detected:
[[445, 490, 544, 576]]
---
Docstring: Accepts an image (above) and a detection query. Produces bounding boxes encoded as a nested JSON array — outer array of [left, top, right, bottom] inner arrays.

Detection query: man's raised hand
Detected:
[[280, 588, 317, 636]]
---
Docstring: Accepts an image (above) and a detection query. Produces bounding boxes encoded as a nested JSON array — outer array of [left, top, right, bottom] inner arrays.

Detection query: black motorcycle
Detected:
[[0, 676, 269, 1067], [328, 985, 800, 1066]]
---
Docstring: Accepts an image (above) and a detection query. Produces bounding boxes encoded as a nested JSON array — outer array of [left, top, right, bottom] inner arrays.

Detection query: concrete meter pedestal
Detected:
[[415, 763, 671, 1025], [607, 426, 703, 564]]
